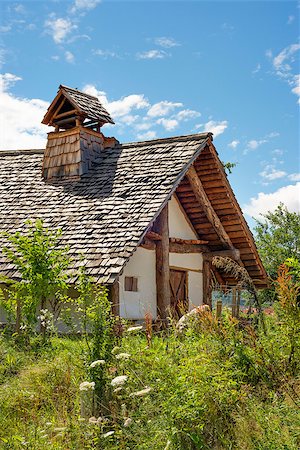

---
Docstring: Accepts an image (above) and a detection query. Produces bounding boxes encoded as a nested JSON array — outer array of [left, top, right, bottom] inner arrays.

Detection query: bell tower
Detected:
[[41, 85, 117, 182]]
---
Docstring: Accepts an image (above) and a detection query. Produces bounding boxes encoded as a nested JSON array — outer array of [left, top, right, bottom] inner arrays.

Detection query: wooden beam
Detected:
[[169, 237, 209, 245], [202, 249, 240, 261], [203, 260, 212, 307], [54, 109, 78, 120], [154, 205, 170, 320], [146, 231, 162, 241], [110, 279, 119, 316], [186, 165, 235, 250], [169, 242, 208, 253]]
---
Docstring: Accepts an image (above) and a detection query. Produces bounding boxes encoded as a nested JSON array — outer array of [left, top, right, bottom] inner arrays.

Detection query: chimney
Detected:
[[41, 85, 117, 182]]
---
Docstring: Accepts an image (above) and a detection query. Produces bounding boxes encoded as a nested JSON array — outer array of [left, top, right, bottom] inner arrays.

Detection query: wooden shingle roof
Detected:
[[0, 133, 212, 284], [42, 85, 114, 126]]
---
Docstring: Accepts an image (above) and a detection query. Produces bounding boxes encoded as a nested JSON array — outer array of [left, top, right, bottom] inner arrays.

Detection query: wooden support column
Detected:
[[110, 279, 120, 316], [154, 204, 170, 320], [202, 259, 212, 307], [186, 165, 235, 250]]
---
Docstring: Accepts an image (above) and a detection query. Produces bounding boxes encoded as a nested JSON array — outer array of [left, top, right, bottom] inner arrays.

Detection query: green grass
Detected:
[[0, 315, 299, 450]]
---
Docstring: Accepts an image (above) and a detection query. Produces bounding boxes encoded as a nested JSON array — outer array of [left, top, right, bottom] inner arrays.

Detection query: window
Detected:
[[125, 276, 138, 292]]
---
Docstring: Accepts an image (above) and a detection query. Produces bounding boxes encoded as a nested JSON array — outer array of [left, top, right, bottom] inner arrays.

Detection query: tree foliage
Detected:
[[254, 204, 300, 301]]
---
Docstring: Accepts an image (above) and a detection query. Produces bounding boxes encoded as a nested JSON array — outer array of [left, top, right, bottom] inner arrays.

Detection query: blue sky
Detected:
[[0, 0, 299, 227]]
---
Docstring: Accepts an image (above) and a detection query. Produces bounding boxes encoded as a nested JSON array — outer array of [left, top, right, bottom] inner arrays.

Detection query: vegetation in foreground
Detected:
[[0, 294, 299, 449], [0, 211, 299, 449]]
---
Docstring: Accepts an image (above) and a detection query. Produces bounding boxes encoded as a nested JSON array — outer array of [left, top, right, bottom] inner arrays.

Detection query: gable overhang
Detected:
[[124, 136, 267, 289]]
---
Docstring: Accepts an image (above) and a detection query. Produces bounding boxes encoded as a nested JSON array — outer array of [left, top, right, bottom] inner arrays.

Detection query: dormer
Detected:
[[41, 85, 117, 182]]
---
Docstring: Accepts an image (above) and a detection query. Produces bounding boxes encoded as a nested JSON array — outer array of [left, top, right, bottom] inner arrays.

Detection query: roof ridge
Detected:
[[59, 84, 98, 100], [121, 132, 212, 148], [0, 149, 44, 156], [0, 133, 213, 156]]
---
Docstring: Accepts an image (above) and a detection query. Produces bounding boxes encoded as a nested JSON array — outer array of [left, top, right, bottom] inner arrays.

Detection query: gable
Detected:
[[169, 196, 198, 240]]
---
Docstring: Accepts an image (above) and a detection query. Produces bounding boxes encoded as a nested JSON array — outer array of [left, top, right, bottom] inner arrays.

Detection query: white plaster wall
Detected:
[[119, 247, 157, 320], [169, 196, 198, 240]]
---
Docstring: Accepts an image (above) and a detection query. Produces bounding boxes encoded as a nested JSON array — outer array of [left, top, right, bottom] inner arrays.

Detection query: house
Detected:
[[0, 85, 267, 321]]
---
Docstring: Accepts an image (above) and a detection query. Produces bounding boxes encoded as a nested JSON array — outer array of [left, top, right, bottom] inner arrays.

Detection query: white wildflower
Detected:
[[126, 325, 143, 332], [130, 386, 152, 397], [88, 416, 98, 424], [45, 422, 52, 427], [53, 427, 66, 432], [78, 417, 85, 422], [115, 353, 131, 360], [102, 430, 115, 438], [113, 387, 123, 394], [124, 417, 132, 427], [79, 381, 95, 391], [111, 375, 128, 387], [90, 360, 105, 368]]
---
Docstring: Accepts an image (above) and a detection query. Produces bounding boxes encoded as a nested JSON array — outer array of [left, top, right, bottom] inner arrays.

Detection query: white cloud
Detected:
[[196, 120, 228, 137], [93, 49, 118, 58], [70, 0, 101, 13], [135, 122, 153, 131], [288, 173, 300, 181], [154, 37, 180, 48], [252, 63, 261, 74], [157, 118, 178, 131], [45, 16, 77, 44], [136, 130, 157, 140], [175, 109, 201, 121], [287, 15, 295, 25], [273, 43, 300, 71], [269, 43, 300, 102], [65, 51, 75, 63], [83, 84, 149, 118], [260, 164, 287, 181], [228, 140, 239, 149], [0, 73, 48, 150], [136, 50, 168, 60], [147, 101, 183, 117], [244, 183, 300, 218], [247, 139, 267, 150], [0, 25, 12, 33]]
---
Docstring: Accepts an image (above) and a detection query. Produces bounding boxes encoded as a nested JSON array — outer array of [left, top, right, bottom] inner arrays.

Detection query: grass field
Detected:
[[0, 311, 299, 450]]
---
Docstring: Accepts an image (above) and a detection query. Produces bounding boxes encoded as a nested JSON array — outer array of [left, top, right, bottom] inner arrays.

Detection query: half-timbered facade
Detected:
[[0, 86, 267, 321]]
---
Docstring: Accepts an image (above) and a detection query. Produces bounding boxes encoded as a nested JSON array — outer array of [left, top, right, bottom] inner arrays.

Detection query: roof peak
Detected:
[[59, 84, 99, 100], [0, 132, 213, 156], [122, 132, 213, 148]]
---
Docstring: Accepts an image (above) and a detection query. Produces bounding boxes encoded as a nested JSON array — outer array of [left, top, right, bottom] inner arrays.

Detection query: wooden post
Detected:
[[232, 287, 237, 317], [237, 288, 241, 318], [154, 204, 170, 321], [216, 300, 222, 319], [110, 279, 120, 316], [202, 259, 212, 307]]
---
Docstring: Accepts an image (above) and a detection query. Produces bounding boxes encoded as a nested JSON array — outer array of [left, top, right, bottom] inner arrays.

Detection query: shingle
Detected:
[[0, 133, 210, 284]]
